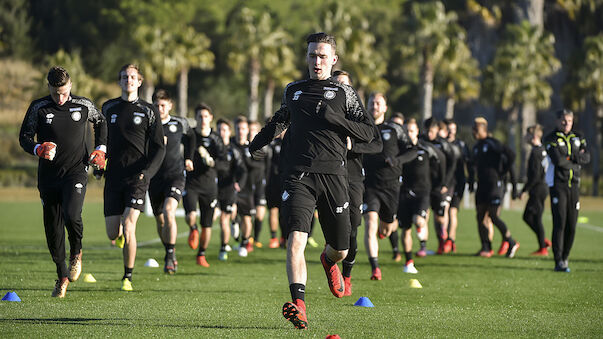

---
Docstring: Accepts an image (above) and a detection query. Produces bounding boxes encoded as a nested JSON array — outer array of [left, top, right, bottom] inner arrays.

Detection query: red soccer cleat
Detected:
[[531, 248, 548, 256], [370, 267, 382, 281], [477, 249, 494, 258], [343, 276, 352, 296], [443, 239, 453, 254], [544, 238, 552, 248], [320, 251, 344, 298], [436, 239, 445, 255], [196, 255, 210, 267], [246, 241, 254, 253], [269, 237, 280, 249], [282, 299, 308, 329], [497, 241, 509, 255], [188, 228, 199, 249]]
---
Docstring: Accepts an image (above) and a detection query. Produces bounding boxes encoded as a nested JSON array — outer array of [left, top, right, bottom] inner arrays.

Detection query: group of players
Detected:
[[20, 32, 590, 330]]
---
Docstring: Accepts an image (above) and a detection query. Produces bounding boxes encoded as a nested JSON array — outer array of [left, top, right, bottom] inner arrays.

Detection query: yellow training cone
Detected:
[[577, 217, 589, 224], [409, 279, 422, 288], [83, 274, 97, 283]]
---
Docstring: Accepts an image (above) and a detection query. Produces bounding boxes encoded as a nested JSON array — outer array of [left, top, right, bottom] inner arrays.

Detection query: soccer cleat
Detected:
[[269, 237, 280, 249], [506, 242, 520, 258], [188, 228, 199, 249], [51, 277, 69, 298], [68, 251, 82, 282], [218, 251, 228, 261], [343, 276, 352, 296], [282, 300, 308, 329], [255, 241, 263, 248], [477, 250, 494, 258], [554, 264, 570, 273], [320, 251, 345, 298], [238, 246, 248, 257], [224, 244, 232, 252], [452, 242, 457, 253], [497, 241, 509, 255], [393, 252, 402, 262], [443, 239, 453, 253], [246, 241, 254, 253], [196, 255, 210, 267], [416, 248, 427, 257], [436, 239, 444, 255], [121, 278, 133, 291], [531, 248, 548, 256], [307, 237, 319, 248], [164, 252, 176, 274], [403, 260, 419, 274], [544, 238, 552, 248], [115, 234, 125, 249], [370, 267, 382, 281]]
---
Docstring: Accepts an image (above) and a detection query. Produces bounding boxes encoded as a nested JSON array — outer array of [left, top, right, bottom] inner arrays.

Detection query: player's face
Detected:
[[336, 74, 350, 85], [197, 109, 212, 129], [438, 127, 448, 139], [307, 42, 338, 80], [558, 114, 573, 134], [155, 99, 172, 120], [119, 68, 142, 94], [448, 123, 457, 139], [369, 95, 387, 120], [236, 122, 249, 142], [249, 123, 260, 140], [218, 123, 231, 142], [427, 126, 439, 141], [407, 123, 419, 145], [472, 125, 486, 140], [48, 81, 72, 106]]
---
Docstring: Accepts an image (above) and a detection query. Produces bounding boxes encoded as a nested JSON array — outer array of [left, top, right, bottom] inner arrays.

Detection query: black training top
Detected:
[[154, 115, 195, 179], [216, 142, 247, 189], [544, 129, 590, 188], [401, 140, 445, 195], [450, 139, 470, 194], [20, 94, 107, 178], [186, 128, 226, 190], [522, 144, 548, 194], [347, 118, 383, 182], [469, 137, 517, 191], [249, 78, 375, 176]]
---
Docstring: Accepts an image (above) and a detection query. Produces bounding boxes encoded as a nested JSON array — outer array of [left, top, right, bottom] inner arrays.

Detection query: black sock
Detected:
[[389, 230, 399, 253], [220, 243, 226, 251], [254, 218, 263, 240], [323, 253, 336, 267], [289, 283, 305, 302], [241, 238, 249, 247], [190, 224, 198, 231], [163, 242, 169, 251], [369, 257, 379, 270], [420, 241, 426, 250], [270, 231, 277, 239], [342, 259, 355, 278], [198, 247, 206, 256], [123, 267, 133, 281], [405, 251, 413, 263], [166, 244, 175, 258], [57, 262, 69, 279]]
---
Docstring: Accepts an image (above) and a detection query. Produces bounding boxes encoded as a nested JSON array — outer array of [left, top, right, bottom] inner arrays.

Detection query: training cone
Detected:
[[326, 335, 342, 339], [578, 216, 589, 224], [409, 279, 423, 289], [83, 274, 96, 283], [354, 296, 375, 307], [2, 292, 21, 302], [144, 258, 159, 268]]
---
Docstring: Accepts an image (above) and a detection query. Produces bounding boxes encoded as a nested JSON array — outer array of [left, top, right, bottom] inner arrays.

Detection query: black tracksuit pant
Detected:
[[549, 184, 580, 263], [39, 170, 87, 279], [522, 184, 548, 249]]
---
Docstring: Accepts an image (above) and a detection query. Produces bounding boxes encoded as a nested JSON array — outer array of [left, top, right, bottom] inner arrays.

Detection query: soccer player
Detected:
[[183, 103, 226, 267], [249, 32, 375, 329], [362, 92, 414, 280], [19, 66, 107, 297], [521, 124, 551, 256], [544, 109, 590, 272], [102, 64, 165, 291], [445, 119, 470, 253], [265, 129, 287, 248], [149, 89, 194, 273], [398, 119, 443, 274], [468, 117, 520, 258], [216, 118, 247, 260], [249, 120, 268, 248]]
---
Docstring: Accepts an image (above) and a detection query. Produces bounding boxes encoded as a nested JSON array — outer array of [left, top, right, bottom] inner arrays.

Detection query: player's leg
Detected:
[[183, 189, 200, 249], [162, 197, 179, 272], [196, 195, 216, 267], [487, 203, 519, 257], [61, 174, 87, 282], [218, 208, 231, 260], [561, 186, 580, 269], [476, 204, 492, 256], [550, 186, 569, 270], [254, 204, 266, 247], [120, 206, 140, 290], [269, 206, 280, 248], [447, 206, 459, 253], [342, 180, 363, 295], [364, 211, 380, 278]]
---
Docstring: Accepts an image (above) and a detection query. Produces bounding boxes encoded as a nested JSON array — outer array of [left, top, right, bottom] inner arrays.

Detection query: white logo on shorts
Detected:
[[552, 197, 559, 205], [137, 199, 144, 205], [75, 182, 83, 194], [282, 190, 290, 201], [335, 202, 349, 214], [576, 202, 580, 210]]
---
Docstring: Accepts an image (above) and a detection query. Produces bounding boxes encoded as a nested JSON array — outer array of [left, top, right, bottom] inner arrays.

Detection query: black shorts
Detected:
[[266, 176, 282, 209], [253, 178, 267, 206], [148, 175, 185, 216], [182, 186, 217, 228], [430, 191, 451, 217], [237, 190, 256, 216], [362, 180, 400, 223], [348, 180, 364, 228], [398, 189, 429, 229], [476, 180, 504, 206], [280, 171, 351, 251], [218, 185, 237, 214], [104, 175, 149, 216]]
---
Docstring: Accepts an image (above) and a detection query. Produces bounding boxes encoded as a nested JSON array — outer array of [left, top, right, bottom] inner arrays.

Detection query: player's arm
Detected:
[[181, 118, 196, 163], [522, 150, 538, 194], [545, 136, 578, 171], [350, 122, 383, 154], [19, 101, 41, 155], [572, 133, 590, 165], [84, 99, 108, 170], [233, 147, 248, 190], [502, 144, 518, 198], [142, 107, 166, 179], [249, 101, 290, 154], [321, 89, 374, 143]]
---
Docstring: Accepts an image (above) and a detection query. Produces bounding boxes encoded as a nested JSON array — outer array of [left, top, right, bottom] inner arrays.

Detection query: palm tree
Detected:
[[261, 39, 299, 119], [132, 25, 169, 102]]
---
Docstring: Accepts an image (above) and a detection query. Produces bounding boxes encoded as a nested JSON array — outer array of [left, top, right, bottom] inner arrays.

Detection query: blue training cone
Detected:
[[2, 292, 21, 302], [354, 296, 374, 307]]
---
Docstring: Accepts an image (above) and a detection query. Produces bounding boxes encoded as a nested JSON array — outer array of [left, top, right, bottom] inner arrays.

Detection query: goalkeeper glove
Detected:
[[35, 142, 57, 161], [198, 146, 215, 167], [89, 149, 106, 170]]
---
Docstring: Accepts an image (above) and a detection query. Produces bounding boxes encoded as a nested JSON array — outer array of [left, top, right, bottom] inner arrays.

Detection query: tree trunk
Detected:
[[520, 102, 537, 181], [264, 78, 275, 119], [178, 68, 188, 117], [508, 106, 520, 173], [141, 81, 154, 103], [445, 96, 455, 120], [248, 58, 260, 121], [590, 103, 602, 196], [357, 88, 366, 107], [420, 49, 434, 123], [515, 0, 544, 27]]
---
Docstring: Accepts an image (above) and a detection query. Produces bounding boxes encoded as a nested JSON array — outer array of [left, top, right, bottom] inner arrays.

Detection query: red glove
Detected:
[[35, 142, 57, 161], [89, 150, 106, 170]]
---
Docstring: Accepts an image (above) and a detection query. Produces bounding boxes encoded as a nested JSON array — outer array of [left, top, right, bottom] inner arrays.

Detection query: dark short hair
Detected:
[[152, 89, 171, 102], [118, 64, 143, 82], [437, 120, 448, 131], [333, 70, 352, 85], [306, 32, 336, 51], [424, 117, 439, 130], [47, 66, 70, 87], [444, 118, 456, 126], [555, 109, 573, 119], [406, 118, 418, 128], [195, 103, 212, 116], [391, 112, 405, 122], [368, 92, 387, 103], [234, 115, 248, 126], [216, 118, 232, 129], [527, 124, 543, 138]]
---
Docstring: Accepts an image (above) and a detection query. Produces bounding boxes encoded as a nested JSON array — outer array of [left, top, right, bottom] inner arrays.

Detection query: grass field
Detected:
[[0, 188, 602, 338]]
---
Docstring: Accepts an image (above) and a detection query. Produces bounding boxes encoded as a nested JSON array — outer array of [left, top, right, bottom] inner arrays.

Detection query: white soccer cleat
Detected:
[[238, 246, 248, 257], [403, 262, 419, 274], [218, 251, 228, 261], [224, 244, 232, 252]]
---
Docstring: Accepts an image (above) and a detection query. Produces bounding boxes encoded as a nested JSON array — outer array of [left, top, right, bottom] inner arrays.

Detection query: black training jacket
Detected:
[[544, 130, 590, 188]]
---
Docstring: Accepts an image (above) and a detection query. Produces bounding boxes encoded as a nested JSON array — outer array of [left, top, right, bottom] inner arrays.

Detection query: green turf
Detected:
[[0, 199, 602, 338]]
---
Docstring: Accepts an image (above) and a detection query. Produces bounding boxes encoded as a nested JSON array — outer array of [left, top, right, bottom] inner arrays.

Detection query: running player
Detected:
[[19, 66, 107, 297], [249, 32, 376, 329], [468, 117, 520, 258], [216, 118, 247, 260], [102, 64, 166, 291], [149, 89, 194, 273], [183, 103, 226, 267], [249, 120, 268, 248], [544, 109, 590, 272], [265, 129, 287, 248]]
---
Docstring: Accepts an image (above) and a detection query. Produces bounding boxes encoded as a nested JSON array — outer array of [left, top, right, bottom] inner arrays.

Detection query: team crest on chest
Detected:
[[169, 124, 177, 133], [382, 132, 391, 141], [324, 90, 336, 100], [133, 116, 142, 125], [71, 111, 81, 121]]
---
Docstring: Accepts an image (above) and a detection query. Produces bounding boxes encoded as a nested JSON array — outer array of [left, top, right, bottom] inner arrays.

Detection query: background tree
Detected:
[[0, 0, 32, 59], [261, 35, 299, 119]]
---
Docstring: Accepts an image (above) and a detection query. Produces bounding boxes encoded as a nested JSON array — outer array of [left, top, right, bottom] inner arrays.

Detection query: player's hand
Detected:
[[519, 192, 526, 200], [251, 149, 267, 160], [88, 150, 106, 170], [185, 159, 194, 171], [384, 157, 394, 167], [346, 137, 352, 150], [234, 182, 241, 192], [198, 146, 215, 167], [440, 186, 448, 194], [35, 142, 57, 161]]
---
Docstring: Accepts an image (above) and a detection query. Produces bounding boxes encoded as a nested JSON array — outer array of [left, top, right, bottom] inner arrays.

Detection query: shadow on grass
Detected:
[[0, 318, 280, 330]]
